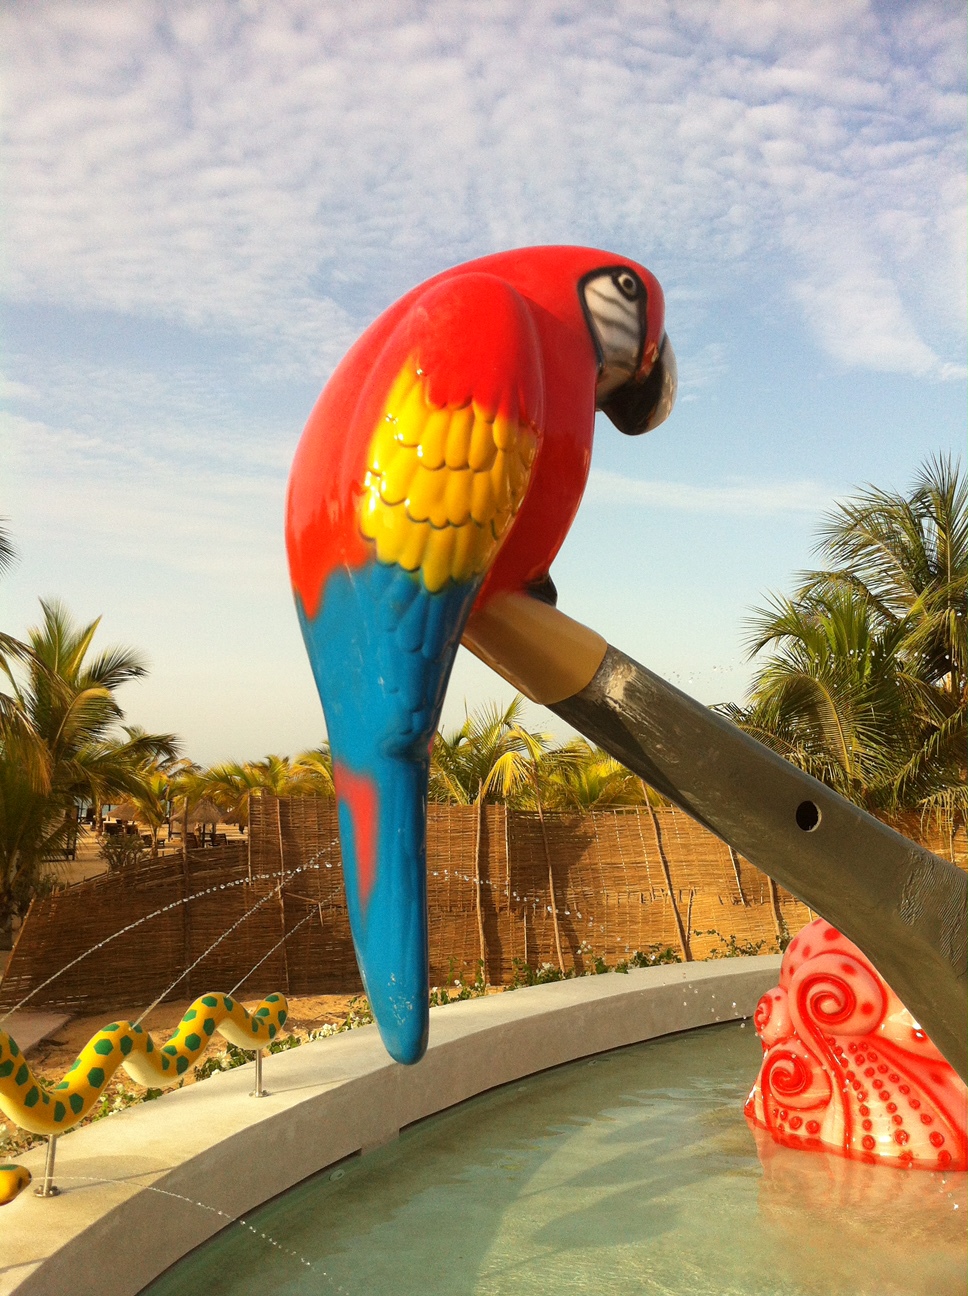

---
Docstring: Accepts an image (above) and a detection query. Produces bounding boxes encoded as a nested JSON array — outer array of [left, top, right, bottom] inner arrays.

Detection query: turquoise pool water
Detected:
[[145, 1022, 966, 1296]]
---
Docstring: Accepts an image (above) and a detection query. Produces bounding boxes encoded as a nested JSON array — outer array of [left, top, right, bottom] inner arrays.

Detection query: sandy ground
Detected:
[[54, 822, 250, 889]]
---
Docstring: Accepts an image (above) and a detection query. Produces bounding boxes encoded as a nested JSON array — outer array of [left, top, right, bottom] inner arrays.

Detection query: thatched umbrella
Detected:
[[171, 797, 234, 857], [105, 800, 146, 823], [185, 799, 232, 827]]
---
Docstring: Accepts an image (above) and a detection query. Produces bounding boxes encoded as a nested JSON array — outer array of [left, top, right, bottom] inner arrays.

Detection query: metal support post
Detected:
[[249, 1048, 267, 1098], [34, 1135, 59, 1197]]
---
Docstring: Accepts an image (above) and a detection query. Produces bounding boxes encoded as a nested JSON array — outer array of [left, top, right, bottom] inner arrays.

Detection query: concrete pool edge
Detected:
[[0, 955, 782, 1296]]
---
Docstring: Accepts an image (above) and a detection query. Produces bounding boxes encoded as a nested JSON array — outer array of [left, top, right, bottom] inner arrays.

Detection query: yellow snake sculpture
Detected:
[[0, 991, 288, 1204]]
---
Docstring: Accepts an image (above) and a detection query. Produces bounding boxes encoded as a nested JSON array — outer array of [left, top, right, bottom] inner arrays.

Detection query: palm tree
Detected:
[[167, 759, 207, 858], [431, 698, 568, 970], [193, 746, 335, 831], [801, 453, 965, 698], [293, 746, 335, 796], [726, 587, 914, 809], [0, 601, 178, 935], [536, 740, 647, 812], [430, 697, 552, 806], [0, 519, 15, 580], [727, 456, 965, 838], [110, 739, 186, 858]]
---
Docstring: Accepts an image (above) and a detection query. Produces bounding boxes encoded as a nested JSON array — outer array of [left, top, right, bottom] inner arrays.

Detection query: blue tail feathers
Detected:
[[297, 561, 478, 1064]]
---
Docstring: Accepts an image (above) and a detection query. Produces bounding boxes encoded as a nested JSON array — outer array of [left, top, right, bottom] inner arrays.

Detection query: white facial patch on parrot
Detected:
[[582, 271, 644, 399]]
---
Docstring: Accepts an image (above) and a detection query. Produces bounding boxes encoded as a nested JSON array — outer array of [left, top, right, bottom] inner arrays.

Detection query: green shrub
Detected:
[[695, 929, 776, 958], [615, 945, 682, 972], [99, 833, 148, 871]]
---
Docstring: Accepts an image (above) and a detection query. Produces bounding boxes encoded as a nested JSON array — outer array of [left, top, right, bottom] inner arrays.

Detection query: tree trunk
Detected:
[[275, 797, 291, 994], [728, 846, 748, 906], [641, 787, 692, 961], [0, 891, 13, 952], [180, 849, 193, 1000], [473, 797, 487, 977], [537, 800, 566, 974], [768, 875, 787, 945]]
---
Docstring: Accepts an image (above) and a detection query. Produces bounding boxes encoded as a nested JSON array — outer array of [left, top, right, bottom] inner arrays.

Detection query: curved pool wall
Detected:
[[0, 955, 781, 1296]]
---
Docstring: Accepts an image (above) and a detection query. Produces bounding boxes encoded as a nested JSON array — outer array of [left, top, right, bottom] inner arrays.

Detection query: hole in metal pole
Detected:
[[795, 800, 821, 832]]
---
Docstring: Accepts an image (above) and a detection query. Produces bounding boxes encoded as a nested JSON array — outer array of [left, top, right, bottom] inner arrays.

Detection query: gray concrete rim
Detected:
[[0, 955, 781, 1296]]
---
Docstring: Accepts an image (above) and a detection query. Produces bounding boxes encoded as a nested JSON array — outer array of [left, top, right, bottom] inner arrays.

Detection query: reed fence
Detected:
[[1, 794, 962, 1014]]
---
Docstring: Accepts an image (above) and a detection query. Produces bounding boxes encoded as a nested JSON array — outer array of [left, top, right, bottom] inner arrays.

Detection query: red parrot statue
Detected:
[[286, 246, 676, 1062]]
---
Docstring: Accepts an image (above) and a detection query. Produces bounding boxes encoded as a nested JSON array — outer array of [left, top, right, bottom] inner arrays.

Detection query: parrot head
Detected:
[[580, 263, 677, 435]]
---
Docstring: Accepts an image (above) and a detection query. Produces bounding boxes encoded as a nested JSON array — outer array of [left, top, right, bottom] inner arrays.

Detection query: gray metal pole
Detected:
[[552, 645, 967, 1081], [34, 1135, 59, 1198], [249, 1048, 266, 1098]]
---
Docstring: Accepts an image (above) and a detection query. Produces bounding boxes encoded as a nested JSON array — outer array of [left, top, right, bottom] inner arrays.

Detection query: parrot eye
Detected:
[[614, 271, 641, 300], [581, 267, 647, 399]]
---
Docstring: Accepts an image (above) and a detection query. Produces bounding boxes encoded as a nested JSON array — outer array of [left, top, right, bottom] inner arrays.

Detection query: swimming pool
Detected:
[[144, 1021, 965, 1296]]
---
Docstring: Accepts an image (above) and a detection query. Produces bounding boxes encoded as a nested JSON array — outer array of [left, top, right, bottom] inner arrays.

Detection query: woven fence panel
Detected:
[[2, 793, 961, 1013]]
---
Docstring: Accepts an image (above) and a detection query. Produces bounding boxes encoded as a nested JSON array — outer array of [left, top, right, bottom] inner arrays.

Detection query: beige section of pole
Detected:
[[462, 592, 607, 706]]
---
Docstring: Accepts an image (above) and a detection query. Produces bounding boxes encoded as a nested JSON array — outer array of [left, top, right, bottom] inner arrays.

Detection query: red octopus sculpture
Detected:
[[746, 918, 967, 1170]]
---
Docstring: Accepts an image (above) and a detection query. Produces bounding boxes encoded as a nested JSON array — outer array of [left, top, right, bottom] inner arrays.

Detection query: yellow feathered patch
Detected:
[[360, 361, 537, 591]]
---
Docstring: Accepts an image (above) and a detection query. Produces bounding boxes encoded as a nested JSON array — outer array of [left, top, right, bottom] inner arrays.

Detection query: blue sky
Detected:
[[1, 0, 965, 764]]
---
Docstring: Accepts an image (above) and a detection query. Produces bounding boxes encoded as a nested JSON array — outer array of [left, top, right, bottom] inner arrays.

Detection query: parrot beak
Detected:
[[599, 334, 677, 436]]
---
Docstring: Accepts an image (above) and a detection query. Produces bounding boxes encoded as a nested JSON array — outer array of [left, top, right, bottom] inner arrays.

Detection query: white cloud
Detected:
[[585, 468, 832, 515], [0, 376, 36, 402], [1, 391, 288, 589], [791, 268, 943, 378], [1, 0, 963, 379]]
